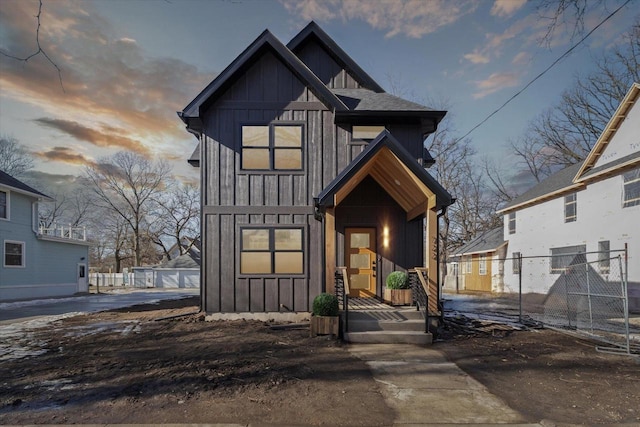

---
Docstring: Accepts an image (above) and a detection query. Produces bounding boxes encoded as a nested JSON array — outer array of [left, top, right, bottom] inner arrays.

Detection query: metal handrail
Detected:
[[335, 267, 349, 333], [409, 268, 430, 334]]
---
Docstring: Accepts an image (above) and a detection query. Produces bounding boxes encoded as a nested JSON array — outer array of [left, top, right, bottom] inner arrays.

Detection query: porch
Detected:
[[335, 267, 440, 344]]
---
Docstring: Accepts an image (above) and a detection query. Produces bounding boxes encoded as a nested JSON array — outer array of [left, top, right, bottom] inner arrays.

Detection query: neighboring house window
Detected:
[[4, 240, 25, 267], [512, 252, 521, 274], [463, 256, 472, 274], [564, 193, 577, 222], [478, 255, 487, 275], [550, 245, 586, 274], [352, 125, 385, 141], [0, 190, 7, 220], [622, 168, 640, 207], [241, 124, 303, 170], [240, 227, 304, 275], [598, 240, 610, 274], [508, 212, 516, 234]]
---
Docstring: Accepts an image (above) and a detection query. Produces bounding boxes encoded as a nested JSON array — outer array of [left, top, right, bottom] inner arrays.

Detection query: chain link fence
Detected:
[[444, 247, 639, 356]]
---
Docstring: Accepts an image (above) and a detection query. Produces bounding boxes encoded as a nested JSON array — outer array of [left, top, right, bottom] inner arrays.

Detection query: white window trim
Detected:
[[479, 255, 487, 275], [0, 189, 9, 221], [4, 240, 25, 268]]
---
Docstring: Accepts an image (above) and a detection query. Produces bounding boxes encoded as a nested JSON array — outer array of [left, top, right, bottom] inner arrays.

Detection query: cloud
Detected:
[[490, 0, 526, 18], [0, 0, 211, 162], [463, 50, 490, 64], [33, 146, 93, 166], [281, 0, 479, 38], [472, 72, 520, 98], [511, 51, 531, 66], [33, 118, 150, 156]]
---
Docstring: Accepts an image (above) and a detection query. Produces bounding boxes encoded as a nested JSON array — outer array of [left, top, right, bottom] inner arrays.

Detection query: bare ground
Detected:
[[1, 296, 639, 425]]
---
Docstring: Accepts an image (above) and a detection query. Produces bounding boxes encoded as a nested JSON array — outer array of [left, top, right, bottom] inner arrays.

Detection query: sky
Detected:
[[0, 0, 638, 188]]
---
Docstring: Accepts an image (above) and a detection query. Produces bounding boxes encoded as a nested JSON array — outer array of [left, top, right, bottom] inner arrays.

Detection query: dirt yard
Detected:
[[1, 296, 639, 425]]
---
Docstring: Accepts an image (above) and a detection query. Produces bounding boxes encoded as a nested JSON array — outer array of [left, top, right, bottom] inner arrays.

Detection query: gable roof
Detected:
[[287, 21, 384, 93], [318, 130, 453, 216], [0, 170, 52, 201], [497, 163, 584, 214], [179, 29, 347, 128], [574, 83, 640, 182], [453, 228, 506, 256]]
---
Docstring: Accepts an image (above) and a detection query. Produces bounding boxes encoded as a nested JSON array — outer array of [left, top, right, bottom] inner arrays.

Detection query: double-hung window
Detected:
[[4, 240, 25, 267], [564, 193, 577, 222], [0, 190, 8, 220], [351, 125, 385, 143], [623, 168, 640, 207], [508, 212, 516, 234], [241, 124, 303, 171], [478, 255, 487, 275], [240, 227, 304, 275]]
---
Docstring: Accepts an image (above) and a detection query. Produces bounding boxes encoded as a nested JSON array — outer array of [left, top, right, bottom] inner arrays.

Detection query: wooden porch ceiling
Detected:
[[334, 146, 436, 220]]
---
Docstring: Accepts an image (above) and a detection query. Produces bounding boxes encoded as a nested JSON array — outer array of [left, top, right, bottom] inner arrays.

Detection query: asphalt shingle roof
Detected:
[[454, 228, 505, 256], [0, 170, 51, 200], [332, 88, 436, 112], [580, 151, 640, 179]]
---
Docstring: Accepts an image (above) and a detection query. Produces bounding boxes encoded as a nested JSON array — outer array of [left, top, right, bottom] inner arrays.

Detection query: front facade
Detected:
[[180, 23, 452, 313], [498, 83, 639, 309], [0, 171, 90, 301]]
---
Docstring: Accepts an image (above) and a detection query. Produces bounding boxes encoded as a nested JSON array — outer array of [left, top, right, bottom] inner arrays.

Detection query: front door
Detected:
[[345, 228, 377, 297], [77, 263, 88, 292]]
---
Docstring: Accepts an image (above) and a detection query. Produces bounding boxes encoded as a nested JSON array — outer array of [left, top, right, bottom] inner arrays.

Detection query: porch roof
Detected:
[[317, 130, 453, 220]]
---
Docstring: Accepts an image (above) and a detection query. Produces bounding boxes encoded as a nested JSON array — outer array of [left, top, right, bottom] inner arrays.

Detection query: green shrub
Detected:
[[386, 271, 408, 289], [312, 293, 339, 316]]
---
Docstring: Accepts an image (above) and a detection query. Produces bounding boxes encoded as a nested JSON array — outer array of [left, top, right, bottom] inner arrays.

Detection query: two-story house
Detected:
[[179, 22, 453, 314], [0, 170, 90, 301], [497, 82, 639, 312]]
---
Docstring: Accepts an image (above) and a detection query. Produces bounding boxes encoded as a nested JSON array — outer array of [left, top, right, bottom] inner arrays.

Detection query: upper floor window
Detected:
[[508, 212, 516, 234], [241, 124, 303, 171], [623, 168, 640, 208], [4, 240, 25, 267], [0, 190, 7, 220], [240, 227, 304, 275], [352, 125, 385, 141], [564, 193, 577, 222]]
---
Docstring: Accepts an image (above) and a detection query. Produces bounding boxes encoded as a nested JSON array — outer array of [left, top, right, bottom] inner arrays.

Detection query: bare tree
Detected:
[[512, 18, 639, 181], [0, 136, 34, 178], [148, 181, 200, 260], [84, 152, 171, 268]]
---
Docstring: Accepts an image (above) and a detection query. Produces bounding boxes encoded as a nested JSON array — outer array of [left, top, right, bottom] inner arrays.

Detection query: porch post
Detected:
[[426, 197, 438, 296], [325, 207, 336, 294]]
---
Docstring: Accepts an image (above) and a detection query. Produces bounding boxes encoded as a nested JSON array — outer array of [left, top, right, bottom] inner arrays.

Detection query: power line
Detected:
[[454, 0, 632, 145]]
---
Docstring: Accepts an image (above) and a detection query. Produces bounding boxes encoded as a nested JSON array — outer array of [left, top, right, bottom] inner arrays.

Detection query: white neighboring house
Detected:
[[497, 83, 639, 311]]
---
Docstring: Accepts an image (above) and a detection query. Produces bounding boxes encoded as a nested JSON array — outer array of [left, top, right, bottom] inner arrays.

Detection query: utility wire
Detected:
[[453, 0, 632, 146]]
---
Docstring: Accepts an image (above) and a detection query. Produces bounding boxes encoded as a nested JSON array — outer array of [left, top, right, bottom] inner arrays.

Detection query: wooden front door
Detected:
[[345, 228, 377, 297]]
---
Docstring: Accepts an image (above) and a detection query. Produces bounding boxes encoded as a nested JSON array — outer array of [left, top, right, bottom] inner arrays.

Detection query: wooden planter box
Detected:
[[384, 288, 412, 306], [310, 315, 339, 337]]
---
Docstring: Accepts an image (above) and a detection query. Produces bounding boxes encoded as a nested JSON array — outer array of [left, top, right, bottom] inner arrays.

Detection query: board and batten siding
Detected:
[[294, 41, 362, 89]]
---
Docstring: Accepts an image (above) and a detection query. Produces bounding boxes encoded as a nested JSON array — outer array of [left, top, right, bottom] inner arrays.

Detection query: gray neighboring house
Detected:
[[0, 170, 89, 301]]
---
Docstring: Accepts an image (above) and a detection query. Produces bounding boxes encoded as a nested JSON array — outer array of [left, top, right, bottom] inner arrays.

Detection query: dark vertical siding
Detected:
[[295, 41, 362, 89]]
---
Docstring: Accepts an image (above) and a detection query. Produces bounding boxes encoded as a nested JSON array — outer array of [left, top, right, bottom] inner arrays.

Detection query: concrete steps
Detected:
[[344, 308, 432, 345]]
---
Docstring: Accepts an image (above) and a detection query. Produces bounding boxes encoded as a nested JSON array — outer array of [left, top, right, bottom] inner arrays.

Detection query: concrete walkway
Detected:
[[348, 344, 537, 426]]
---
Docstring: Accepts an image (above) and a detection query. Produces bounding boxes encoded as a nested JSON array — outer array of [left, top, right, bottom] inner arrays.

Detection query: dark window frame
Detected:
[[239, 122, 305, 173], [508, 212, 516, 234], [238, 226, 306, 277], [349, 125, 386, 145], [0, 190, 8, 220], [4, 240, 25, 268]]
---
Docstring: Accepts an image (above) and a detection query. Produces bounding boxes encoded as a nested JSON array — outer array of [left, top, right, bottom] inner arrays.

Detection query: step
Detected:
[[348, 318, 426, 332], [346, 309, 425, 321], [344, 330, 433, 345]]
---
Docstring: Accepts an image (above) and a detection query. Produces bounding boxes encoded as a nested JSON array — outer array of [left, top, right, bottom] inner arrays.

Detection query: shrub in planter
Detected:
[[384, 271, 412, 305], [312, 293, 339, 316], [386, 271, 408, 289], [310, 293, 339, 337]]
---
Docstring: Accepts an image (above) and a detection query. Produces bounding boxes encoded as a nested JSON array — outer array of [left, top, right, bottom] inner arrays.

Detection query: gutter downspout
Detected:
[[313, 197, 326, 293]]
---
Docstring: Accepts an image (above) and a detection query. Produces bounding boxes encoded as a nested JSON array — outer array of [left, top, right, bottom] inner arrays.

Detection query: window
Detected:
[[550, 245, 586, 273], [0, 190, 7, 220], [564, 193, 577, 222], [508, 212, 516, 234], [4, 240, 25, 267], [463, 256, 472, 274], [598, 240, 610, 274], [241, 124, 303, 170], [512, 252, 521, 274], [240, 227, 304, 275], [623, 168, 640, 207], [479, 255, 487, 275], [352, 125, 385, 141]]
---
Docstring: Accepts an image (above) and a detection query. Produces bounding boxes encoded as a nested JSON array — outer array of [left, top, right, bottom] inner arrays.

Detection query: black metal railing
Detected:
[[409, 269, 429, 334], [335, 267, 349, 333]]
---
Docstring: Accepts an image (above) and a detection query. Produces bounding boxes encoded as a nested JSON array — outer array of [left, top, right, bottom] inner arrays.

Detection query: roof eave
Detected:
[[496, 183, 584, 214]]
